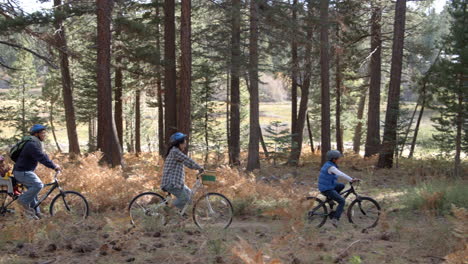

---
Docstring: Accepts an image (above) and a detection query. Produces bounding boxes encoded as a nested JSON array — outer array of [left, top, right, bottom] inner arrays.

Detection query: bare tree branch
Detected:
[[0, 40, 58, 69]]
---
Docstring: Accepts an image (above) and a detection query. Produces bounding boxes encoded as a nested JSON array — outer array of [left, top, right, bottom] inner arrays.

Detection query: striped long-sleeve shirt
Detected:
[[161, 147, 202, 189]]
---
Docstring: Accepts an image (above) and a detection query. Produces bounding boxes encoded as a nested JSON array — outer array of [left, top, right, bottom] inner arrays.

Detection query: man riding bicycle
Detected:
[[13, 124, 61, 219]]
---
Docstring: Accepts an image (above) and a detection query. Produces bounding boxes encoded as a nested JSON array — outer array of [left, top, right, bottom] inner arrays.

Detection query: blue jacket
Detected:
[[318, 161, 339, 192], [13, 137, 56, 172]]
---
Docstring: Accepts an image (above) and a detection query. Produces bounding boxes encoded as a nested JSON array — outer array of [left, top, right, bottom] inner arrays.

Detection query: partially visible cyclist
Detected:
[[13, 124, 61, 219], [318, 150, 359, 227], [161, 132, 204, 216]]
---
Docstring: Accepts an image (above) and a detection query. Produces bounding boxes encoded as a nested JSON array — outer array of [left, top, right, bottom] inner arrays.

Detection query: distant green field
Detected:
[[0, 98, 439, 156]]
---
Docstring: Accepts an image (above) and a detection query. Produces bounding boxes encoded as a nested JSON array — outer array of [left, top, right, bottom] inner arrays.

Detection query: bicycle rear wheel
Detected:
[[0, 190, 15, 216], [347, 197, 381, 229], [129, 192, 167, 227], [193, 193, 233, 229], [305, 197, 328, 228], [49, 191, 89, 221]]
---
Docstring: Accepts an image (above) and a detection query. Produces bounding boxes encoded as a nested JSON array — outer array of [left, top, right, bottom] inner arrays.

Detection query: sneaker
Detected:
[[19, 203, 39, 220], [35, 212, 45, 219], [330, 218, 339, 228]]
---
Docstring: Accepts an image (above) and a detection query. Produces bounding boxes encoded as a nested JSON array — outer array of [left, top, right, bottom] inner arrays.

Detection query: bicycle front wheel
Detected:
[[305, 197, 328, 228], [128, 192, 167, 227], [347, 197, 381, 229], [49, 191, 89, 220], [0, 190, 15, 216], [193, 193, 233, 229]]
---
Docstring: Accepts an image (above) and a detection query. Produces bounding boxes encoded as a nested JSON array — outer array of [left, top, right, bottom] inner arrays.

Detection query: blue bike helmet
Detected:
[[30, 124, 47, 135], [169, 132, 187, 144]]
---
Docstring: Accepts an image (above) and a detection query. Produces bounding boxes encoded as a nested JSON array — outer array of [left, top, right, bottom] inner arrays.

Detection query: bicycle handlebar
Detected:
[[54, 170, 61, 181]]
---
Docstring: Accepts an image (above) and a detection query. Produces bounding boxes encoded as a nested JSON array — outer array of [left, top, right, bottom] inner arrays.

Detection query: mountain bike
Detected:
[[0, 171, 89, 220], [306, 181, 381, 229], [129, 172, 233, 229]]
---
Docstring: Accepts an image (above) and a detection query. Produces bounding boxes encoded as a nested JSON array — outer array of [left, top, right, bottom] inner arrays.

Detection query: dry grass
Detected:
[[1, 151, 467, 264]]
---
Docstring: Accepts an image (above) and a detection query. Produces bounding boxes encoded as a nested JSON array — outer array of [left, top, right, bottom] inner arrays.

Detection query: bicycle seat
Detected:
[[161, 188, 171, 196]]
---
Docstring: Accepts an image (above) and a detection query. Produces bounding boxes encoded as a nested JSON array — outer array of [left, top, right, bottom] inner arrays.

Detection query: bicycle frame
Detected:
[[323, 183, 360, 208], [163, 173, 208, 215], [4, 171, 64, 210]]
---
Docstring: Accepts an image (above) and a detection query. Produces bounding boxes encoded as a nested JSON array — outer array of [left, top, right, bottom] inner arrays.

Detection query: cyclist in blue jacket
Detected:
[[13, 124, 61, 219], [318, 150, 359, 227]]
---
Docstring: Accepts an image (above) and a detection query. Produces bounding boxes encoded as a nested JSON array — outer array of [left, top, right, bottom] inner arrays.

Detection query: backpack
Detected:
[[9, 136, 33, 162]]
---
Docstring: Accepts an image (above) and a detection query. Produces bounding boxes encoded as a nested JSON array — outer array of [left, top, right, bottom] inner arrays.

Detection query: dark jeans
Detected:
[[321, 183, 345, 220]]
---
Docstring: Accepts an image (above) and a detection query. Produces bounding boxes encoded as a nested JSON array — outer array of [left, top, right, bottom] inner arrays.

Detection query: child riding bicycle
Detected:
[[318, 150, 359, 227], [161, 132, 204, 216]]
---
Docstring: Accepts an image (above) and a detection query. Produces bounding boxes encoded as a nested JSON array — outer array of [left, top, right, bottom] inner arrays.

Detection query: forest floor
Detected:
[[0, 153, 467, 264]]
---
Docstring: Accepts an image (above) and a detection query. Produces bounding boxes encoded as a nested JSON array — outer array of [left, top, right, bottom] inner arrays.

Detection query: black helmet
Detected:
[[326, 150, 343, 161]]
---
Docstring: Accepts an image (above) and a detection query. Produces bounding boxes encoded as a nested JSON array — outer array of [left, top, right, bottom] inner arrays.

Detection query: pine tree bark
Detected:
[[454, 76, 463, 177], [247, 0, 260, 171], [306, 112, 314, 153], [156, 2, 164, 156], [164, 0, 177, 148], [178, 0, 191, 153], [399, 101, 418, 157], [335, 33, 343, 153], [365, 4, 382, 157], [377, 0, 406, 168], [409, 84, 426, 158], [229, 0, 241, 166], [96, 0, 123, 167], [290, 0, 299, 163], [320, 0, 331, 165], [288, 1, 313, 165], [353, 90, 366, 154], [135, 90, 141, 153], [49, 102, 62, 152], [54, 0, 80, 156], [114, 16, 123, 151]]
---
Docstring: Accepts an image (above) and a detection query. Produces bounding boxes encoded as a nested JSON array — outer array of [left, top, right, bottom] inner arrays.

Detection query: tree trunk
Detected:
[[156, 2, 164, 156], [114, 19, 124, 151], [88, 118, 96, 152], [320, 0, 331, 165], [204, 84, 209, 163], [49, 102, 62, 152], [135, 90, 141, 153], [178, 0, 191, 153], [21, 79, 26, 135], [54, 0, 81, 156], [229, 0, 241, 166], [164, 0, 177, 148], [335, 31, 343, 153], [259, 126, 269, 159], [96, 0, 123, 167], [247, 0, 260, 171], [306, 112, 314, 153], [352, 90, 367, 154], [365, 4, 382, 157], [409, 84, 426, 159], [399, 101, 418, 157], [290, 0, 299, 163], [377, 0, 406, 168], [454, 76, 463, 177], [226, 71, 230, 162], [288, 2, 313, 165]]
